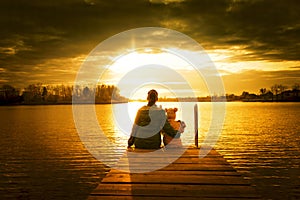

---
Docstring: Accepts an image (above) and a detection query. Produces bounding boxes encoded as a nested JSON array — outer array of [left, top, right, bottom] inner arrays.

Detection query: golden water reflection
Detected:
[[0, 103, 299, 199], [96, 102, 300, 199]]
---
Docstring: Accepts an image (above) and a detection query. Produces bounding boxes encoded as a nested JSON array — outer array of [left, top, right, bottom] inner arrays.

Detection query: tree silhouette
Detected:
[[259, 88, 267, 101], [42, 87, 48, 101], [259, 88, 267, 95], [2, 82, 300, 104], [278, 84, 287, 101], [0, 85, 20, 104], [292, 83, 300, 98], [83, 86, 90, 97], [271, 84, 280, 101]]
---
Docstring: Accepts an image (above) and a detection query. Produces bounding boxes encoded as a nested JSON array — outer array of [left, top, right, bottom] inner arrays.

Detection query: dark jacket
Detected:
[[128, 105, 179, 149]]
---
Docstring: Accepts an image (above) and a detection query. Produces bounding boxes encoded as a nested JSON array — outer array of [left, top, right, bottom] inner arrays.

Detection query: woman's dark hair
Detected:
[[147, 89, 158, 106]]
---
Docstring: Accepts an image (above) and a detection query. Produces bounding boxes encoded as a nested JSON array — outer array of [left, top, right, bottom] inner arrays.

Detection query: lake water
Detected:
[[0, 102, 299, 199]]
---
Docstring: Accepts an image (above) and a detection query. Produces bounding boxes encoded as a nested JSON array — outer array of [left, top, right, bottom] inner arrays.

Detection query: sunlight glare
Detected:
[[108, 50, 193, 74]]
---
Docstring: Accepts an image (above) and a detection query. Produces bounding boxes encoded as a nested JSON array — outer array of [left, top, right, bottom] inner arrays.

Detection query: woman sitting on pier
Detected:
[[127, 89, 183, 149]]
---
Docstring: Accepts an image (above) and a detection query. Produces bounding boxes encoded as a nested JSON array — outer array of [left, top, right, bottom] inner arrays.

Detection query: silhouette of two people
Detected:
[[127, 89, 184, 149]]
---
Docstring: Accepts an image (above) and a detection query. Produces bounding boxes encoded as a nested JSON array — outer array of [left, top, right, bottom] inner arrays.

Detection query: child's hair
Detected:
[[147, 89, 158, 106]]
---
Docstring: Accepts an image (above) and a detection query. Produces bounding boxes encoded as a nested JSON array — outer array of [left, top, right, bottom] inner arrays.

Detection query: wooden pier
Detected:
[[89, 146, 261, 199]]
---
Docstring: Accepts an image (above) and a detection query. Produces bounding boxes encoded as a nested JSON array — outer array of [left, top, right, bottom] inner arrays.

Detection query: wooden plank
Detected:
[[89, 196, 260, 200], [125, 147, 222, 156], [109, 169, 241, 176], [120, 154, 224, 159], [101, 174, 251, 185], [118, 157, 229, 164], [91, 183, 260, 198], [117, 160, 231, 166], [88, 146, 261, 199], [114, 164, 236, 171], [115, 160, 230, 166]]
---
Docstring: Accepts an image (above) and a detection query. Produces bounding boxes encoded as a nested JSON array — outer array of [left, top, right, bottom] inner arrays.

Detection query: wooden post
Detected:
[[194, 104, 198, 148]]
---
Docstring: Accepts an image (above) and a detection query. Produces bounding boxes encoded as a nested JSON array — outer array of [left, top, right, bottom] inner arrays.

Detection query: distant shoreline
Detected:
[[1, 83, 299, 106], [0, 101, 128, 106], [1, 100, 300, 106]]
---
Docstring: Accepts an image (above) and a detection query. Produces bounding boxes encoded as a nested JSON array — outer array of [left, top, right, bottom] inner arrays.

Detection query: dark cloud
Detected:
[[166, 0, 300, 61], [6, 1, 175, 58], [1, 0, 300, 62], [0, 0, 300, 88]]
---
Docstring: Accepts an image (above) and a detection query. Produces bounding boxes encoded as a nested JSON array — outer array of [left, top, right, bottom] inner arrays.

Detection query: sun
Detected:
[[107, 49, 192, 74], [98, 48, 210, 99]]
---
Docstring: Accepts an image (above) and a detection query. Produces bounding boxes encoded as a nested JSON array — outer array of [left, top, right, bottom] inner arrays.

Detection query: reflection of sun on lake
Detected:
[[0, 103, 299, 199]]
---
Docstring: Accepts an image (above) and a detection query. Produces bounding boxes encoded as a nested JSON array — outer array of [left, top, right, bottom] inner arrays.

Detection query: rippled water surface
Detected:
[[0, 102, 299, 199], [215, 103, 300, 199]]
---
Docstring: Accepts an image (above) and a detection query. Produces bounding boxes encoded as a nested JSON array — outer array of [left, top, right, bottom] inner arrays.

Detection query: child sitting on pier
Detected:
[[163, 108, 186, 147]]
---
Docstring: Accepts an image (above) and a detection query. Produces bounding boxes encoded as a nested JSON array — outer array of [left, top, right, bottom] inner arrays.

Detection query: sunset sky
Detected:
[[1, 0, 300, 97]]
